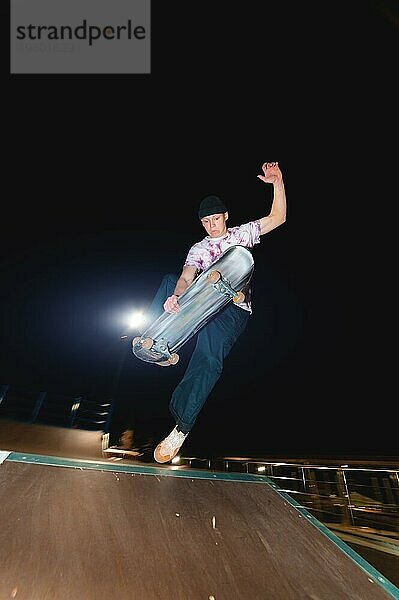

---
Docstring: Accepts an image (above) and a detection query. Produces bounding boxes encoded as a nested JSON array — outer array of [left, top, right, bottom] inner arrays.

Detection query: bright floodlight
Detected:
[[127, 310, 147, 329]]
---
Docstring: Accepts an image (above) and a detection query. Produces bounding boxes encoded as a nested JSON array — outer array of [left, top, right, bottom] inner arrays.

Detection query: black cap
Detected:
[[198, 195, 228, 219]]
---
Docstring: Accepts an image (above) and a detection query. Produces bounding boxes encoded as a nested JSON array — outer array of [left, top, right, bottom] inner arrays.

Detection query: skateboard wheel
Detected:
[[132, 336, 141, 346], [233, 291, 245, 304], [207, 270, 221, 283], [141, 337, 154, 350], [169, 353, 179, 365]]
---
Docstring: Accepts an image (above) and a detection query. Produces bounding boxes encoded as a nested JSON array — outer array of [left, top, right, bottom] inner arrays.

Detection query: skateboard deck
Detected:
[[132, 244, 254, 366]]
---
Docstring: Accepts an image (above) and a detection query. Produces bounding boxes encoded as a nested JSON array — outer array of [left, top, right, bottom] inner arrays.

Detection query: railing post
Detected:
[[0, 384, 10, 405], [306, 469, 322, 513], [69, 397, 82, 428], [31, 391, 47, 423], [336, 469, 354, 526]]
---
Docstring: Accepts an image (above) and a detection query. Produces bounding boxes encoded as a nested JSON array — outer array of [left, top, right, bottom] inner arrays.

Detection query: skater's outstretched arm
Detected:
[[257, 161, 287, 235]]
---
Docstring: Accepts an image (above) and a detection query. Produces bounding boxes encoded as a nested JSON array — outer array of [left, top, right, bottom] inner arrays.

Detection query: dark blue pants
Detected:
[[145, 274, 250, 434]]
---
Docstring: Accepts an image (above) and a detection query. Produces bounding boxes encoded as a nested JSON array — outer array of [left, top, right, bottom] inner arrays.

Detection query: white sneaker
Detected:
[[154, 426, 188, 463]]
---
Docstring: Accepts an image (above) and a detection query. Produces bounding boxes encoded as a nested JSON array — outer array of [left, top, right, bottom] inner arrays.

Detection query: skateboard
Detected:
[[132, 244, 254, 366]]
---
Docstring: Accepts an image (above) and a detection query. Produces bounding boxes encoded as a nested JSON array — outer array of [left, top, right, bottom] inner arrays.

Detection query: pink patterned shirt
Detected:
[[184, 220, 261, 313]]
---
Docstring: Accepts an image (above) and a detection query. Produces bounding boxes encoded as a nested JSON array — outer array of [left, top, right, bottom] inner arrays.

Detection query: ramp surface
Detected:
[[1, 448, 398, 600]]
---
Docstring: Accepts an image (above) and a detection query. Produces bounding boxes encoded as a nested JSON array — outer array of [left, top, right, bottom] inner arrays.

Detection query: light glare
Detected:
[[127, 310, 147, 329]]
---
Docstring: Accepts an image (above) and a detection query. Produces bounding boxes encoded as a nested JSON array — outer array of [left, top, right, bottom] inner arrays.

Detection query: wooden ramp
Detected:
[[1, 448, 398, 599], [0, 417, 104, 460]]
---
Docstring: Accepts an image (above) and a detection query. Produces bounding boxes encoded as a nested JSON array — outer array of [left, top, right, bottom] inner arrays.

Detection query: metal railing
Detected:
[[0, 383, 114, 431]]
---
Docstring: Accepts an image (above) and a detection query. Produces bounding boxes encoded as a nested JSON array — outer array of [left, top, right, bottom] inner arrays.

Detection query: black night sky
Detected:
[[2, 1, 397, 459]]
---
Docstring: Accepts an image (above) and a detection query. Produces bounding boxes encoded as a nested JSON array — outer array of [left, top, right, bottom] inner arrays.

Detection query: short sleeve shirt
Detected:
[[183, 220, 261, 313]]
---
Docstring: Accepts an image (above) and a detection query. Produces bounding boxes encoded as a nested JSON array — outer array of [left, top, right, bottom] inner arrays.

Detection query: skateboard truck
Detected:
[[132, 336, 179, 366], [207, 270, 245, 304]]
